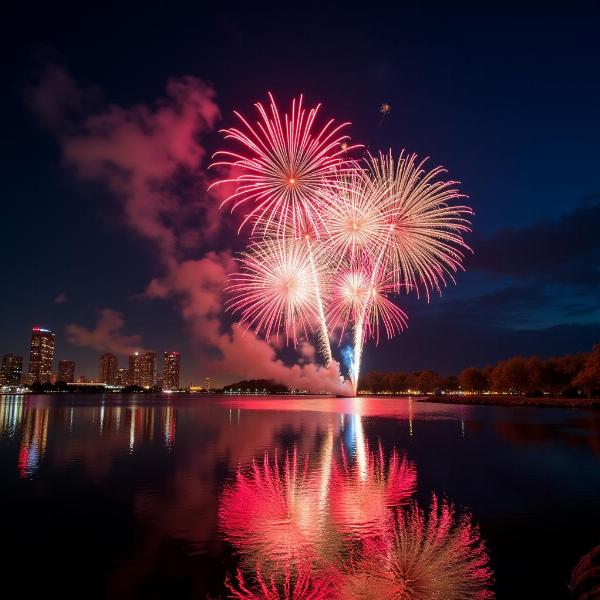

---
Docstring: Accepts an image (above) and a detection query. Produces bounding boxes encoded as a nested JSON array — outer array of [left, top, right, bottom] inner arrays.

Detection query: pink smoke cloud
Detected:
[[66, 308, 144, 355]]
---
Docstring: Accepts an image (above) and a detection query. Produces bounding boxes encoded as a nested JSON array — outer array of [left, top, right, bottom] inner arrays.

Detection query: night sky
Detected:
[[2, 1, 599, 385]]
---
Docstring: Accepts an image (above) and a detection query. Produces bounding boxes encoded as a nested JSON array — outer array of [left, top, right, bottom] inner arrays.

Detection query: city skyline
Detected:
[[1, 326, 184, 388]]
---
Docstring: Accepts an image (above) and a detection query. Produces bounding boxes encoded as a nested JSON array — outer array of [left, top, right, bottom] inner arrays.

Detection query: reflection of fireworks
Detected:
[[225, 564, 338, 600], [330, 444, 416, 537], [210, 93, 355, 235], [227, 239, 319, 344], [218, 450, 324, 570], [344, 495, 494, 600]]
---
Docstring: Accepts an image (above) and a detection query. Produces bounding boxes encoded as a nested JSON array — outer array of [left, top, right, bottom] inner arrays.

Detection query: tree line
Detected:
[[358, 342, 600, 399]]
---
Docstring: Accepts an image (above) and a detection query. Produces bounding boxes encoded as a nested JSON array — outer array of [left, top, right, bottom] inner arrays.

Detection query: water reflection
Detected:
[[2, 395, 599, 598], [219, 412, 493, 599]]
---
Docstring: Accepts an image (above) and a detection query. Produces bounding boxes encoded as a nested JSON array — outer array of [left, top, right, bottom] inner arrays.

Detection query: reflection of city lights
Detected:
[[163, 406, 176, 449], [0, 396, 24, 439], [18, 407, 49, 478]]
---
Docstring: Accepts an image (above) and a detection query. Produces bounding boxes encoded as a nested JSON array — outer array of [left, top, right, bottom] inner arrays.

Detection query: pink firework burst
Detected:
[[321, 166, 391, 264], [210, 93, 359, 235], [369, 151, 473, 299], [325, 261, 408, 345], [227, 238, 320, 345]]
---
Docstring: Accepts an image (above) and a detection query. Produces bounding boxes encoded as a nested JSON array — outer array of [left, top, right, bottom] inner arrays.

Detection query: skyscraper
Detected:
[[57, 360, 75, 383], [27, 327, 55, 384], [128, 352, 142, 387], [115, 367, 128, 386], [0, 354, 23, 386], [140, 352, 156, 388], [98, 353, 118, 385], [162, 351, 180, 390]]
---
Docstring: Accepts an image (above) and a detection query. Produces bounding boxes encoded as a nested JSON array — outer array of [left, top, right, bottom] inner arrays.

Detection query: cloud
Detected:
[[66, 309, 144, 355], [54, 292, 68, 303], [470, 200, 600, 285], [26, 62, 223, 259]]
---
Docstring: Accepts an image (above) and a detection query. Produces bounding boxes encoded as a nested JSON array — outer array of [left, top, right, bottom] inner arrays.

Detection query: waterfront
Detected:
[[1, 394, 599, 598]]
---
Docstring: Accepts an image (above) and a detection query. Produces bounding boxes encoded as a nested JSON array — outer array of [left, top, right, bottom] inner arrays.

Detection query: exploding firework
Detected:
[[227, 238, 320, 345], [369, 150, 472, 299], [210, 93, 357, 236], [326, 263, 408, 345], [343, 495, 494, 600], [321, 167, 390, 264]]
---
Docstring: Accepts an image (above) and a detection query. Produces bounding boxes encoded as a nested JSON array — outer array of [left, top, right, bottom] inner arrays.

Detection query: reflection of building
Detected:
[[27, 327, 55, 384], [1, 354, 23, 385], [18, 407, 49, 478], [99, 353, 118, 385], [162, 352, 180, 390], [57, 360, 75, 383], [140, 352, 156, 388]]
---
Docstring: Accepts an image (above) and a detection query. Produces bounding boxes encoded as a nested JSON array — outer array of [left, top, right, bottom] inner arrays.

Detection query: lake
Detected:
[[1, 394, 599, 599]]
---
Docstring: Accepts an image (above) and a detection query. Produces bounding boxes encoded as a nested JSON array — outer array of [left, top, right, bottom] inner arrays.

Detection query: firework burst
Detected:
[[369, 150, 473, 299], [227, 238, 320, 345], [209, 93, 358, 236]]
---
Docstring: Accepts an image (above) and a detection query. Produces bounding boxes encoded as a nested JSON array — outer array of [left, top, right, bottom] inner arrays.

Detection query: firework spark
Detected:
[[210, 93, 358, 236], [369, 150, 472, 299], [326, 263, 408, 345], [227, 238, 319, 345]]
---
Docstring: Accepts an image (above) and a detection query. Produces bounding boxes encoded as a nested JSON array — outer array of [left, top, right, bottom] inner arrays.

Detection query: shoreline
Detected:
[[419, 394, 600, 409]]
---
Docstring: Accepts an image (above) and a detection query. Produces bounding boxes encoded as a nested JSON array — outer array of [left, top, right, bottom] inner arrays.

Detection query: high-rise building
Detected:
[[128, 352, 143, 386], [57, 360, 75, 383], [140, 352, 156, 388], [0, 354, 23, 386], [115, 367, 128, 386], [27, 327, 55, 384], [163, 351, 180, 390], [98, 353, 118, 385]]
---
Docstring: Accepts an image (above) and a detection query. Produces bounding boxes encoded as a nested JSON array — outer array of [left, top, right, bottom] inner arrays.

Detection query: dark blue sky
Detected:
[[1, 1, 599, 384]]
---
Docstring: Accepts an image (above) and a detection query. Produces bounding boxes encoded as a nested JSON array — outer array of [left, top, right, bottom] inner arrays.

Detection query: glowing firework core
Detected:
[[212, 94, 471, 394]]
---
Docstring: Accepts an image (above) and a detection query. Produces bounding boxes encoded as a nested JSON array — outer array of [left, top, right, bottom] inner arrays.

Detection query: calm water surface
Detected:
[[1, 394, 599, 599]]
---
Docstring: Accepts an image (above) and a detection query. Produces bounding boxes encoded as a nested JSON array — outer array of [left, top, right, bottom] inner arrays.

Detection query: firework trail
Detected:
[[212, 94, 471, 394]]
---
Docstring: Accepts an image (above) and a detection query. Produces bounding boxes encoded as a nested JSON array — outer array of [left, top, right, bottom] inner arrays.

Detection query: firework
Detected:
[[326, 263, 408, 345], [321, 167, 390, 264], [227, 238, 319, 345], [213, 94, 472, 395], [209, 93, 357, 236], [369, 150, 472, 299]]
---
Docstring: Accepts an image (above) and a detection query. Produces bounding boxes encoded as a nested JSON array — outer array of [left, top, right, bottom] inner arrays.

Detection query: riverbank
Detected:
[[421, 394, 600, 409]]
